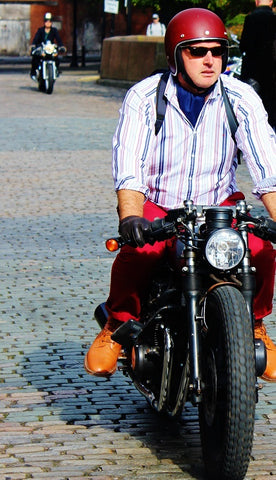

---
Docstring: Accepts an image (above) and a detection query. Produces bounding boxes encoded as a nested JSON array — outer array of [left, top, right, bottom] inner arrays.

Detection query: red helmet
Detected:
[[165, 8, 229, 75]]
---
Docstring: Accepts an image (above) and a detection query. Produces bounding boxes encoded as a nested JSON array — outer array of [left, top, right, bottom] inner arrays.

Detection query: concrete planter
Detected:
[[100, 35, 167, 83]]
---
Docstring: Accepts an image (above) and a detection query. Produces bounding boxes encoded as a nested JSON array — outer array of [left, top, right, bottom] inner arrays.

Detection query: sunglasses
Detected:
[[184, 45, 227, 57]]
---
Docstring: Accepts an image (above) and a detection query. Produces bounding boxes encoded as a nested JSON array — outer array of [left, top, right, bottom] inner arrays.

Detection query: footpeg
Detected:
[[111, 319, 143, 349]]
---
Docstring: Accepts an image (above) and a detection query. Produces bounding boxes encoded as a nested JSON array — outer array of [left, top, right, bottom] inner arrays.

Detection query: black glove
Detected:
[[119, 216, 152, 247], [254, 217, 276, 243]]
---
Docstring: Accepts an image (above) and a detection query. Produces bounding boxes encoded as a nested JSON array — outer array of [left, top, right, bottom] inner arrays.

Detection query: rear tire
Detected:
[[199, 285, 255, 480]]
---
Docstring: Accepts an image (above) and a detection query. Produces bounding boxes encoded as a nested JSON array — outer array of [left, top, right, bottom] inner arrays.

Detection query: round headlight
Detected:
[[205, 229, 245, 270]]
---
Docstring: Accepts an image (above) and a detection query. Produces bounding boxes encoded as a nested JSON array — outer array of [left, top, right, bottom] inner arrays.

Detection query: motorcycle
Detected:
[[225, 34, 261, 94], [31, 41, 65, 94], [225, 33, 242, 79], [95, 199, 276, 480]]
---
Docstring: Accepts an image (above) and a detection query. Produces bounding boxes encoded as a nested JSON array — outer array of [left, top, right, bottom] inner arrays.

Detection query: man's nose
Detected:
[[203, 51, 214, 62]]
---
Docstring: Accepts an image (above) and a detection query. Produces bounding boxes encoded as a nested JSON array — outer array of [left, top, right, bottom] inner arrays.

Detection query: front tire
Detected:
[[199, 285, 255, 480], [45, 62, 54, 94]]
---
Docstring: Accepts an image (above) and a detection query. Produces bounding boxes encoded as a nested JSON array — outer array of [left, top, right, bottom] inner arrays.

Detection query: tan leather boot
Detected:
[[255, 319, 276, 382], [84, 318, 122, 377]]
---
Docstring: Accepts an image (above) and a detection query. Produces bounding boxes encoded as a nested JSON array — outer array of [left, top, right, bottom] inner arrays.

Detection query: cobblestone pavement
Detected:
[[0, 65, 275, 480]]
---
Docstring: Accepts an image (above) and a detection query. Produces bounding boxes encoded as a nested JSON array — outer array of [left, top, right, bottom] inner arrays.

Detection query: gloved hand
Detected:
[[119, 216, 152, 247]]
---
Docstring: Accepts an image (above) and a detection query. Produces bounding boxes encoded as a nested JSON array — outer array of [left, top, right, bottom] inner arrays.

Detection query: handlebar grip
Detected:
[[262, 218, 276, 243], [254, 217, 276, 243], [105, 218, 176, 251]]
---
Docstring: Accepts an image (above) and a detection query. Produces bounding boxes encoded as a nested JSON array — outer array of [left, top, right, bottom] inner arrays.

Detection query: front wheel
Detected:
[[45, 62, 54, 94], [199, 285, 256, 480]]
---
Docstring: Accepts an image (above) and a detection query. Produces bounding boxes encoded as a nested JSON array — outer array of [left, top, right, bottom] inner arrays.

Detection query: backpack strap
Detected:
[[155, 70, 170, 135], [220, 78, 241, 163]]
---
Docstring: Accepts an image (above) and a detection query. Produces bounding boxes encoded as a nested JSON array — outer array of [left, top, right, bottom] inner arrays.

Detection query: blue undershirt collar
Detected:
[[176, 82, 216, 127]]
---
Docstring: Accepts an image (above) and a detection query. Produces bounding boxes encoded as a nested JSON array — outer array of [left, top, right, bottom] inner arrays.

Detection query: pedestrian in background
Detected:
[[240, 0, 276, 130], [146, 13, 166, 36]]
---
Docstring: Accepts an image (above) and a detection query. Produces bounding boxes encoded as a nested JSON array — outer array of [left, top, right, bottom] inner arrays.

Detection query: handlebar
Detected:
[[106, 209, 276, 252], [106, 218, 176, 251]]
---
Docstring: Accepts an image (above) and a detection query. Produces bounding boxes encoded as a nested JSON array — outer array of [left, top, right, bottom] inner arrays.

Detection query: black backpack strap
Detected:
[[220, 78, 241, 163], [155, 70, 170, 135]]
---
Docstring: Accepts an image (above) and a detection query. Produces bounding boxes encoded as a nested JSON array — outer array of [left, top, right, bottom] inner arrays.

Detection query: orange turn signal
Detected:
[[106, 238, 119, 252]]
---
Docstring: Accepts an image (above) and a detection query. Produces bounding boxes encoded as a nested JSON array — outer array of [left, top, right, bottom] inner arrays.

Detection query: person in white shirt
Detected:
[[146, 13, 166, 36], [84, 8, 276, 382]]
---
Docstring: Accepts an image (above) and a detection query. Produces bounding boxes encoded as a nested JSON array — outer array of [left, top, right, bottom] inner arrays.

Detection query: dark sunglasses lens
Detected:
[[187, 46, 226, 57], [210, 46, 226, 56]]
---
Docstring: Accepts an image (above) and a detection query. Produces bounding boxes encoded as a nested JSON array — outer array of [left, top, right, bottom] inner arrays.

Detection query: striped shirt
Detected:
[[113, 73, 276, 210]]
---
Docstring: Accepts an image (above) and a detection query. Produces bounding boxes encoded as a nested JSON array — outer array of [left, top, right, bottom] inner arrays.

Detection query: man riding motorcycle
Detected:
[[84, 9, 276, 381], [30, 12, 65, 81]]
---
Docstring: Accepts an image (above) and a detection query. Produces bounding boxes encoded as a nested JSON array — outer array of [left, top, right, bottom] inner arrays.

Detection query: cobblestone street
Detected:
[[0, 65, 275, 480]]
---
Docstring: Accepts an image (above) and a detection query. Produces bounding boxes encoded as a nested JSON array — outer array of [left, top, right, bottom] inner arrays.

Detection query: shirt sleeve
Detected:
[[146, 24, 151, 36], [112, 87, 155, 198], [32, 28, 43, 45], [52, 28, 63, 47], [235, 87, 276, 198]]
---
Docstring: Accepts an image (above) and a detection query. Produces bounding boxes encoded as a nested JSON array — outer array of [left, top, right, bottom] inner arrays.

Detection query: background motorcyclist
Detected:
[[30, 12, 65, 81], [84, 9, 276, 381]]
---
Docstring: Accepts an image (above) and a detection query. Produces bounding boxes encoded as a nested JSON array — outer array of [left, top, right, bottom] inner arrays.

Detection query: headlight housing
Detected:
[[44, 44, 56, 55], [205, 229, 245, 270]]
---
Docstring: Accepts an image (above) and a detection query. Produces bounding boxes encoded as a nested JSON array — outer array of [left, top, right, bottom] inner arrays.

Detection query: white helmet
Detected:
[[44, 12, 53, 22]]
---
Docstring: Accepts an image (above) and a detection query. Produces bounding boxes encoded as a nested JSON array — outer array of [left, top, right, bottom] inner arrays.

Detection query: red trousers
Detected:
[[106, 196, 275, 322]]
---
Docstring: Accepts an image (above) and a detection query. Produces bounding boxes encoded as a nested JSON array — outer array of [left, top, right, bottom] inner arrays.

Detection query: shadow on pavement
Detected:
[[20, 340, 205, 480]]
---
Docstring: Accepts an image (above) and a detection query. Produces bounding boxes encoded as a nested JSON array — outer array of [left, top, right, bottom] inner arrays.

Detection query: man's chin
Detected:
[[177, 73, 218, 94], [197, 78, 216, 89]]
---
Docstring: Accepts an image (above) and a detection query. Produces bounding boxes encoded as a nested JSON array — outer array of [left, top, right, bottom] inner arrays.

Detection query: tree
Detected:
[[85, 0, 253, 38], [85, 0, 253, 21], [128, 0, 253, 24]]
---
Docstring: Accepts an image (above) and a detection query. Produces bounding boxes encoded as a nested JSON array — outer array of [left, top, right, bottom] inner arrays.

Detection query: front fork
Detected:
[[181, 248, 203, 405], [42, 60, 57, 80], [236, 200, 266, 381]]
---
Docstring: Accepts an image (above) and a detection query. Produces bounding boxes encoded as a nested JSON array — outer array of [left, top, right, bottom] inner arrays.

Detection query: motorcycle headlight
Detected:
[[205, 229, 245, 270], [44, 44, 55, 54]]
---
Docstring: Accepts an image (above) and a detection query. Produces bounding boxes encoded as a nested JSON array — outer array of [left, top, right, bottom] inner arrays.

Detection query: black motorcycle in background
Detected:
[[31, 41, 66, 94], [95, 199, 276, 480]]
